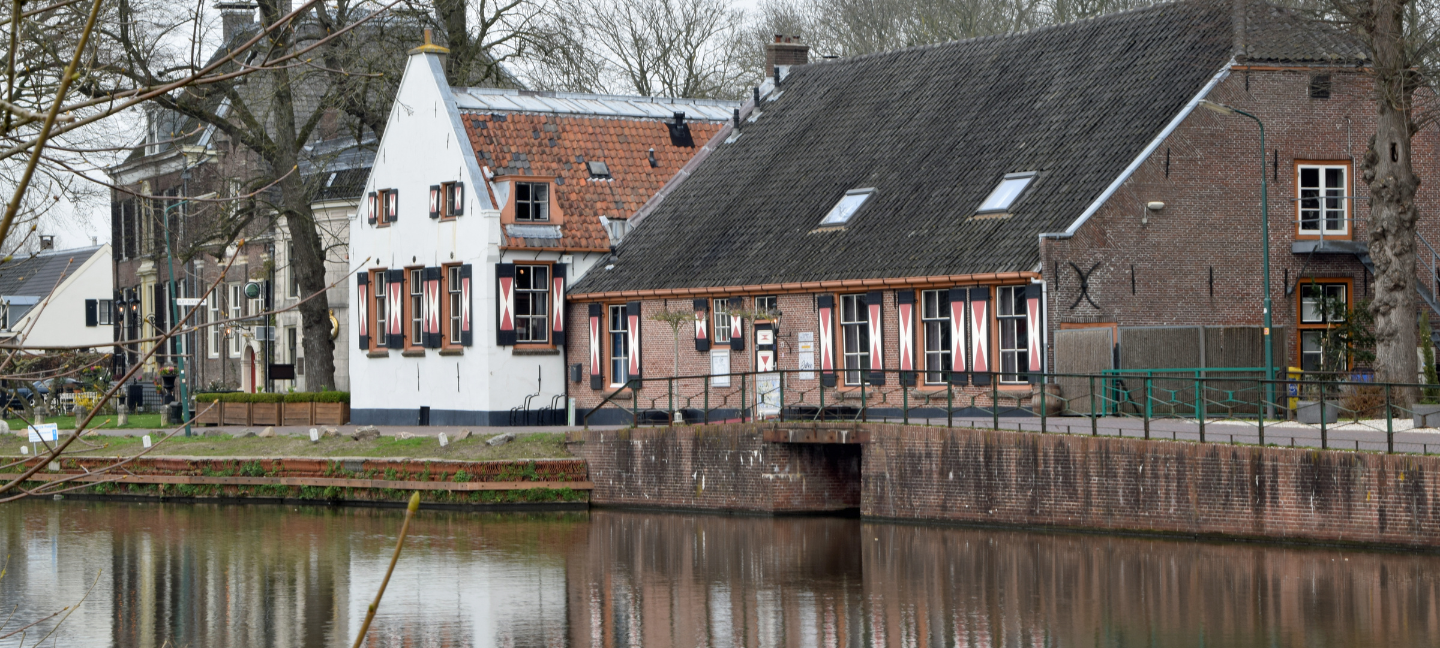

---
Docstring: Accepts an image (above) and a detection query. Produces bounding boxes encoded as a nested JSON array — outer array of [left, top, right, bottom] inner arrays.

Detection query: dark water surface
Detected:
[[1, 499, 1437, 647]]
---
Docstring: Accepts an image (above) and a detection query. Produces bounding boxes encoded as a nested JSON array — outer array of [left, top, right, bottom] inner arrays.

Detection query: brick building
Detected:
[[346, 37, 736, 425], [564, 0, 1431, 423]]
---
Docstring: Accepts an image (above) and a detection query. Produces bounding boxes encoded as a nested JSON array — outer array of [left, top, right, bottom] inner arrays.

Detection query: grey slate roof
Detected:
[[570, 0, 1365, 296], [0, 246, 103, 321]]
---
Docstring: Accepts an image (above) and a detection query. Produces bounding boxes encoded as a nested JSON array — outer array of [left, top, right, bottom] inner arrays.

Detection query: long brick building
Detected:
[[564, 0, 1438, 422]]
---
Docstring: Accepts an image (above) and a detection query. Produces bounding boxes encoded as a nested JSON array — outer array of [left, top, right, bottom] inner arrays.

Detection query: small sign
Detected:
[[269, 364, 296, 380], [27, 423, 57, 443], [798, 352, 815, 380], [176, 298, 206, 307], [798, 332, 814, 343], [142, 435, 152, 449], [798, 341, 815, 353], [309, 428, 320, 442], [710, 351, 731, 387]]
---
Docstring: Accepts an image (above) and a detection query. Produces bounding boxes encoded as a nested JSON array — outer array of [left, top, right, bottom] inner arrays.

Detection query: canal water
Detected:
[[0, 499, 1437, 647]]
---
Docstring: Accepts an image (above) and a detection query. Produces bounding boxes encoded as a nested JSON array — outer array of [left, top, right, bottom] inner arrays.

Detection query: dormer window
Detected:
[[516, 182, 549, 222], [587, 161, 612, 179], [977, 172, 1036, 213], [818, 188, 874, 227]]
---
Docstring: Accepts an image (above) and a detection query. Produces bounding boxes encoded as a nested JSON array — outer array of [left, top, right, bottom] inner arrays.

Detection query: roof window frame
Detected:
[[817, 188, 875, 228], [976, 172, 1037, 215]]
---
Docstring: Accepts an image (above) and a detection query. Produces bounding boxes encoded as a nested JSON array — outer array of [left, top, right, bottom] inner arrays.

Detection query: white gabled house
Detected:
[[349, 33, 736, 425]]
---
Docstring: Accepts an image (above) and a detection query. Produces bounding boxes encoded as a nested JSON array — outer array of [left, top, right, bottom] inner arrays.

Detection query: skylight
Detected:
[[819, 188, 874, 226], [977, 173, 1036, 213], [587, 161, 612, 179]]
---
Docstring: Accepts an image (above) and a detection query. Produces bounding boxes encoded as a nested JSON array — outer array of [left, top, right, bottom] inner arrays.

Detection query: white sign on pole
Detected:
[[710, 351, 731, 387], [27, 423, 57, 443]]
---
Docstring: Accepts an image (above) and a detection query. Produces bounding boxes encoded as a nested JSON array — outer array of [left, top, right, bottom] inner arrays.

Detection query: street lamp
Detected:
[[1200, 99, 1274, 417]]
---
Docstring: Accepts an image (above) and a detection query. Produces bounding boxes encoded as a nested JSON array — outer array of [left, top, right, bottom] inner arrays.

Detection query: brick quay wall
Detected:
[[574, 423, 1440, 548]]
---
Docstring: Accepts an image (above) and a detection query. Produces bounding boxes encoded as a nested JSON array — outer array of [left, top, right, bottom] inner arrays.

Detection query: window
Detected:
[[712, 298, 732, 344], [755, 296, 777, 317], [1298, 165, 1348, 236], [96, 299, 114, 326], [1298, 281, 1350, 372], [840, 294, 869, 386], [921, 290, 950, 385], [409, 268, 424, 346], [819, 188, 873, 227], [378, 189, 397, 226], [586, 161, 612, 179], [516, 182, 549, 222], [286, 326, 298, 365], [609, 304, 629, 386], [228, 283, 243, 358], [447, 265, 463, 344], [208, 293, 220, 358], [997, 286, 1028, 383], [288, 242, 299, 297], [372, 271, 388, 349], [515, 265, 550, 343], [977, 173, 1035, 213]]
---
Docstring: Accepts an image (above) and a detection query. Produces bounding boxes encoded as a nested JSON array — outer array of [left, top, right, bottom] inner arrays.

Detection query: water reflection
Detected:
[[0, 499, 1436, 647]]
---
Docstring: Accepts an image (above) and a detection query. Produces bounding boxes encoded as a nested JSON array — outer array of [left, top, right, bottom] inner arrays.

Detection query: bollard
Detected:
[[1143, 377, 1151, 440], [1090, 375, 1097, 436], [1386, 384, 1394, 454], [991, 376, 999, 431]]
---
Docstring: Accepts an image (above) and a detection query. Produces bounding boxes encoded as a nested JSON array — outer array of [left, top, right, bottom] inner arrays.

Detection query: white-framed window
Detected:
[[208, 292, 220, 358], [921, 289, 951, 385], [96, 299, 114, 326], [997, 286, 1028, 383], [515, 182, 549, 222], [609, 304, 629, 386], [1299, 282, 1350, 371], [818, 188, 874, 227], [447, 265, 463, 344], [515, 265, 550, 343], [286, 326, 298, 364], [1300, 283, 1347, 324], [228, 283, 243, 358], [1298, 164, 1348, 235], [840, 294, 869, 386], [712, 298, 732, 344], [409, 268, 424, 345]]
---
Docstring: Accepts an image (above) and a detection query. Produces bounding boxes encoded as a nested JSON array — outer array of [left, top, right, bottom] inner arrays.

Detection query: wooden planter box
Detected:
[[283, 402, 313, 426], [195, 401, 221, 426], [221, 402, 250, 426], [313, 402, 349, 425], [251, 403, 281, 426]]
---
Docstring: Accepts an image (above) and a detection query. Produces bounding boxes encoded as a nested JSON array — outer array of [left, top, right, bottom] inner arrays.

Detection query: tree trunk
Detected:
[[1363, 0, 1421, 397]]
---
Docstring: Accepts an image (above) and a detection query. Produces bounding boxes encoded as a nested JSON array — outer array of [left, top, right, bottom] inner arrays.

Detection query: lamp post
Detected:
[[1201, 99, 1274, 417]]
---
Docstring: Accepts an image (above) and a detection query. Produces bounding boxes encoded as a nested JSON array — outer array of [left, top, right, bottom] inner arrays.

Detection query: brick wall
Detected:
[[1044, 68, 1440, 371], [574, 424, 861, 513], [578, 422, 1440, 547]]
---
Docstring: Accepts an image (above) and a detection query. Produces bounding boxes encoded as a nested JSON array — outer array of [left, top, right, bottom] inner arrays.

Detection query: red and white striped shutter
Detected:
[[495, 263, 515, 345], [387, 269, 404, 348], [452, 182, 465, 216], [897, 291, 915, 386], [1025, 284, 1043, 382], [969, 287, 991, 385], [357, 273, 369, 350], [693, 298, 709, 352], [367, 192, 378, 225], [948, 288, 968, 384], [428, 185, 441, 219], [727, 297, 743, 351], [866, 291, 885, 385], [386, 190, 398, 222], [817, 295, 835, 387], [424, 267, 442, 347], [460, 264, 473, 346], [552, 264, 567, 345], [588, 304, 602, 389], [626, 301, 642, 379]]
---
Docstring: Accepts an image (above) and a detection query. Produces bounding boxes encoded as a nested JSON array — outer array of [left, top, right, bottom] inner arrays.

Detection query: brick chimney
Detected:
[[215, 2, 257, 45], [764, 35, 808, 75]]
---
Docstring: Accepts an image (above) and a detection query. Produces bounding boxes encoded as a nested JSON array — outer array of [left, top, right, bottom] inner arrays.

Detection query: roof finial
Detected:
[[409, 28, 450, 55]]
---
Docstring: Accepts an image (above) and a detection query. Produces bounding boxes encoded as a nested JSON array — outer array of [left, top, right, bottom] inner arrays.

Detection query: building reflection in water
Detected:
[[1, 500, 1438, 647]]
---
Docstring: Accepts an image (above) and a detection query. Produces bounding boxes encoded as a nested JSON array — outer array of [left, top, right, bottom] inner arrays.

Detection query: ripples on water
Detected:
[[0, 499, 1436, 647]]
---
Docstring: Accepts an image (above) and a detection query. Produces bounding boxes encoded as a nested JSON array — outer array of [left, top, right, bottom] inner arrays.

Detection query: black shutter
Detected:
[[727, 297, 744, 351], [552, 264, 566, 346], [626, 300, 642, 380], [357, 273, 369, 350], [496, 263, 516, 346], [429, 185, 442, 219], [153, 284, 167, 334], [84, 299, 97, 327], [453, 182, 465, 216], [947, 288, 968, 385], [424, 266, 442, 348], [386, 268, 404, 348], [367, 192, 377, 225], [460, 264, 474, 346], [693, 298, 709, 352], [897, 291, 915, 387], [589, 303, 603, 390], [866, 290, 885, 385]]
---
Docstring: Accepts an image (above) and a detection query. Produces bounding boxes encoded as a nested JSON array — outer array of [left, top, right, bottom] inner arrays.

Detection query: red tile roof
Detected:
[[462, 112, 726, 252]]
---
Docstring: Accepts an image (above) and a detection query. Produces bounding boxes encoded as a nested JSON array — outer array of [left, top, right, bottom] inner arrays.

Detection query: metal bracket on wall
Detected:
[[1069, 261, 1101, 309]]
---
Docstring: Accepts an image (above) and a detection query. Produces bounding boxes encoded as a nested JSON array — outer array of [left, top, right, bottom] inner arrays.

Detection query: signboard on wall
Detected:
[[710, 351, 730, 387]]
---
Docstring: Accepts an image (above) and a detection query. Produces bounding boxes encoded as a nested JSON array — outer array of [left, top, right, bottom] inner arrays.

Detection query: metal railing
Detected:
[[582, 369, 1440, 455]]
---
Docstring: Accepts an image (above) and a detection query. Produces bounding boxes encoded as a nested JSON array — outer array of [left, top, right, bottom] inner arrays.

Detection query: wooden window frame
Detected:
[[839, 293, 869, 386], [377, 189, 397, 227], [515, 181, 551, 223], [712, 298, 732, 344], [754, 295, 777, 317], [1295, 277, 1354, 372], [996, 285, 1029, 384], [607, 303, 629, 387], [440, 181, 459, 221], [406, 267, 425, 350], [443, 264, 463, 349], [227, 282, 243, 358], [514, 262, 553, 347], [919, 289, 951, 386], [1295, 161, 1352, 241], [370, 269, 389, 352]]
